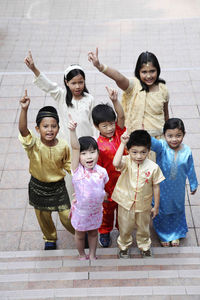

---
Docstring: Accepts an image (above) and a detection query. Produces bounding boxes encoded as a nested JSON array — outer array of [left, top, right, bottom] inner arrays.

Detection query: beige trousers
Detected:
[[117, 205, 151, 251], [35, 209, 75, 243]]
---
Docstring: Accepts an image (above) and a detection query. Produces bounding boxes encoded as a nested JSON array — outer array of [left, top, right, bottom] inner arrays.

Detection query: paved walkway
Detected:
[[0, 0, 200, 251]]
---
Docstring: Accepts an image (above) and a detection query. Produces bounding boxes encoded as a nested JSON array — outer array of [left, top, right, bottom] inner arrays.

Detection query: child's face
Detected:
[[128, 145, 149, 164], [139, 62, 157, 87], [36, 117, 59, 146], [80, 148, 99, 169], [66, 74, 85, 98], [165, 128, 184, 150], [97, 121, 116, 139]]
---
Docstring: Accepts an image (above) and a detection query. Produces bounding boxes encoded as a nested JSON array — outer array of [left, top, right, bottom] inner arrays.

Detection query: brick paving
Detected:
[[0, 0, 200, 251]]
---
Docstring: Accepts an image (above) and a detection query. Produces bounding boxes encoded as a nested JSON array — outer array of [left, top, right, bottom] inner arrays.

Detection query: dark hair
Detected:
[[92, 104, 116, 126], [64, 68, 89, 107], [78, 136, 99, 152], [163, 118, 185, 135], [135, 51, 166, 92], [36, 106, 59, 127], [127, 130, 151, 150]]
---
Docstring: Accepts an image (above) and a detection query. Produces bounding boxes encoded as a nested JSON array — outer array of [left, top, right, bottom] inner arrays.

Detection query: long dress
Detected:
[[151, 137, 198, 242], [33, 72, 97, 201]]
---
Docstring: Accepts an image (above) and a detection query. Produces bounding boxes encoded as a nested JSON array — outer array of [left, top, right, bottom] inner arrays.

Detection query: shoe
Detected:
[[118, 249, 130, 259], [78, 255, 89, 261], [44, 241, 56, 250], [98, 233, 111, 248], [160, 241, 170, 247], [84, 233, 89, 249], [171, 239, 180, 247], [141, 248, 152, 257]]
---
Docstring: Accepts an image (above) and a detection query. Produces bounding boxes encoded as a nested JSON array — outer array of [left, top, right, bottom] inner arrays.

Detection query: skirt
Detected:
[[29, 176, 71, 211]]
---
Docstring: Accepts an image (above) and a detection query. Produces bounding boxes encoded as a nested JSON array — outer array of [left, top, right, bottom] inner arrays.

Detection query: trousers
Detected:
[[98, 200, 118, 234], [117, 205, 151, 251], [35, 208, 75, 242]]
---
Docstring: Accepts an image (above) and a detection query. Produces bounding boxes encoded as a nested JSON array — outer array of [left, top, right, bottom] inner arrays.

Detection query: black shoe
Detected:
[[44, 241, 56, 250], [118, 249, 130, 259], [141, 248, 152, 257], [98, 233, 111, 247], [84, 232, 89, 249]]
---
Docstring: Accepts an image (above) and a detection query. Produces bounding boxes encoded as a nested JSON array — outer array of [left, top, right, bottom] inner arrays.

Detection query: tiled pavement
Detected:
[[0, 0, 200, 252]]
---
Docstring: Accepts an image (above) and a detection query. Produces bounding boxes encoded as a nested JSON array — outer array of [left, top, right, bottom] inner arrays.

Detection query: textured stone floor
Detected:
[[0, 0, 200, 251]]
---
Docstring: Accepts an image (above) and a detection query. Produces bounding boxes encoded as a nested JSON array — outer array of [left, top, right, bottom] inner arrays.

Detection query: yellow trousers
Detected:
[[117, 205, 151, 251], [35, 209, 75, 243]]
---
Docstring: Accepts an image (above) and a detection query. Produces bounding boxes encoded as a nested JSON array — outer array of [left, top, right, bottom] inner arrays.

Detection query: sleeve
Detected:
[[33, 73, 65, 102], [116, 123, 126, 137], [124, 78, 135, 94], [187, 153, 198, 192], [151, 137, 164, 154], [153, 165, 165, 185], [97, 149, 104, 167], [160, 83, 169, 103], [63, 145, 71, 174], [115, 155, 128, 172], [88, 94, 99, 138], [103, 169, 109, 185], [18, 131, 36, 150]]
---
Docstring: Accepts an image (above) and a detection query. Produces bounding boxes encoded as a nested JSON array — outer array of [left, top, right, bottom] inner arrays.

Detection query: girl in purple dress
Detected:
[[68, 115, 109, 260]]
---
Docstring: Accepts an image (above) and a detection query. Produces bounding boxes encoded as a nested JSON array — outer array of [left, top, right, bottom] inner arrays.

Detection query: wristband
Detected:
[[100, 64, 108, 73]]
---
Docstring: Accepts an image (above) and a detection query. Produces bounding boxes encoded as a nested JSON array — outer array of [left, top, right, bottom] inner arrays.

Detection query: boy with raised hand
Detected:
[[112, 130, 165, 258], [92, 87, 126, 247], [19, 90, 74, 250]]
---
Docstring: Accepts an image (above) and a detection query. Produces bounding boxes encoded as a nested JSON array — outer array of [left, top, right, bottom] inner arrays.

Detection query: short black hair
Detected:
[[163, 118, 185, 135], [127, 130, 151, 150], [78, 136, 99, 152], [36, 106, 59, 126], [92, 103, 116, 126]]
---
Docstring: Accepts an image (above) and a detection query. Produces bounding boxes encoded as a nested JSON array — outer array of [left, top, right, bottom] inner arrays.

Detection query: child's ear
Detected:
[[94, 124, 99, 131], [65, 80, 69, 87], [35, 125, 40, 133]]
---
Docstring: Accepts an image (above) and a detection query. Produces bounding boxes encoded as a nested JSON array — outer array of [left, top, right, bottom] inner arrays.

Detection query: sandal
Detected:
[[78, 255, 89, 261], [160, 241, 170, 247], [171, 239, 180, 247]]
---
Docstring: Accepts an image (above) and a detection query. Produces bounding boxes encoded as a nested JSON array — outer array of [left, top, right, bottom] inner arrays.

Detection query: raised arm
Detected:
[[113, 131, 129, 168], [88, 48, 129, 91], [24, 50, 40, 77], [19, 90, 31, 137], [68, 114, 80, 172], [106, 86, 125, 129]]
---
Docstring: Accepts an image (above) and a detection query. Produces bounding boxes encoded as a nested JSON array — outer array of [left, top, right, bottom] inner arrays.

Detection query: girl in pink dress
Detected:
[[68, 115, 109, 260]]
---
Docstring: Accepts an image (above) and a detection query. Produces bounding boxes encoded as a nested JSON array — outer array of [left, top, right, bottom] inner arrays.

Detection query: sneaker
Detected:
[[44, 241, 56, 250], [118, 249, 130, 259], [141, 248, 152, 257], [98, 233, 111, 247]]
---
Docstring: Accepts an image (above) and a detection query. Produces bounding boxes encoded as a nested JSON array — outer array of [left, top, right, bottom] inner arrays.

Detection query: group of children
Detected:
[[18, 48, 198, 259]]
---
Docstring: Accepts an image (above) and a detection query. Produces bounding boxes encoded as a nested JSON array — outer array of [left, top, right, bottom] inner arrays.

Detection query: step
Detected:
[[0, 247, 200, 298]]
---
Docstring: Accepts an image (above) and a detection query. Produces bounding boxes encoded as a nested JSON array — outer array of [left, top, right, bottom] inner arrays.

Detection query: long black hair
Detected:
[[135, 51, 165, 92], [64, 68, 89, 107]]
